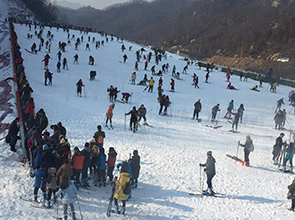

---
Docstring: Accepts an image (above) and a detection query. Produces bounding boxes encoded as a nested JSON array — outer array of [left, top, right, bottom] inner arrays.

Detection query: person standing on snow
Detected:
[[7, 117, 20, 152], [76, 79, 84, 97], [129, 150, 140, 189], [125, 106, 138, 132], [193, 99, 202, 121], [282, 142, 295, 172], [224, 100, 234, 119], [106, 104, 115, 128], [211, 104, 220, 122], [137, 104, 147, 124], [199, 151, 216, 195], [287, 177, 295, 211], [275, 98, 284, 113], [170, 78, 175, 92], [93, 125, 106, 150], [238, 135, 253, 166], [272, 133, 285, 165]]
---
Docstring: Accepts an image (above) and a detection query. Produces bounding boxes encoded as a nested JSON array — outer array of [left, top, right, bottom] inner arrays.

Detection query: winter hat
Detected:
[[133, 150, 138, 156], [207, 151, 212, 156], [246, 135, 251, 140], [280, 133, 285, 136]]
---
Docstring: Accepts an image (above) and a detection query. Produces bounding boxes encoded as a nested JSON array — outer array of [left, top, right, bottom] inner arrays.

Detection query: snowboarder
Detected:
[[106, 104, 115, 128], [272, 133, 285, 165], [251, 85, 259, 92], [211, 104, 220, 123], [227, 82, 237, 90], [199, 151, 216, 195], [193, 99, 202, 120], [238, 136, 254, 166], [224, 100, 234, 119], [76, 79, 84, 97], [125, 106, 138, 132], [56, 175, 78, 220], [129, 150, 140, 189]]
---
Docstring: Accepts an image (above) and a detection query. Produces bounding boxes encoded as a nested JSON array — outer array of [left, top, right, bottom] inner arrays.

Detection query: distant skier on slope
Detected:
[[272, 133, 285, 165], [193, 99, 202, 121], [76, 79, 84, 97], [211, 104, 220, 123], [199, 151, 216, 195], [106, 104, 115, 128], [125, 106, 138, 132]]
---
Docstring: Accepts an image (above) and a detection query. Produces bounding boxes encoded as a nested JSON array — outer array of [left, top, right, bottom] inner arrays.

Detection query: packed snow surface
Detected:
[[1, 19, 295, 220]]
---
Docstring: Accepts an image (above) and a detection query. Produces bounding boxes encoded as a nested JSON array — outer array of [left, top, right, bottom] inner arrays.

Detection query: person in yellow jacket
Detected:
[[148, 77, 154, 93], [106, 104, 115, 128], [113, 164, 130, 215]]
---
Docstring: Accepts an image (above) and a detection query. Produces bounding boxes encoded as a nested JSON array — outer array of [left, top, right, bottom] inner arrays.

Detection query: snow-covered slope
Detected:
[[1, 20, 295, 220]]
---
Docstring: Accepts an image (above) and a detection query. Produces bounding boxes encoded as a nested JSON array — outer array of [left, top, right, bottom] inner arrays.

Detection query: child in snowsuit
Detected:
[[56, 175, 78, 220], [46, 167, 57, 208], [30, 164, 46, 204]]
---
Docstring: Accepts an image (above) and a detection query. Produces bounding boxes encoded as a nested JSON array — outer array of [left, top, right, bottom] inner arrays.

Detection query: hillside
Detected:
[[1, 17, 295, 219], [56, 0, 295, 79]]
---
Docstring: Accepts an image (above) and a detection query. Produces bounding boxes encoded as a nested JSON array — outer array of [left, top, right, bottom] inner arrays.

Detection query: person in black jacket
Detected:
[[130, 150, 140, 189], [200, 151, 216, 195], [57, 122, 66, 137], [125, 106, 138, 132], [81, 142, 91, 187], [193, 99, 202, 121], [7, 117, 20, 152], [272, 133, 285, 165], [35, 109, 48, 132]]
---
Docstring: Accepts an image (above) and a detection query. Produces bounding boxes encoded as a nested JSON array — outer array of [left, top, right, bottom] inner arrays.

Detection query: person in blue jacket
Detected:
[[56, 175, 78, 220], [224, 100, 234, 119], [117, 161, 133, 179], [33, 144, 44, 170], [30, 164, 46, 204], [96, 148, 106, 187]]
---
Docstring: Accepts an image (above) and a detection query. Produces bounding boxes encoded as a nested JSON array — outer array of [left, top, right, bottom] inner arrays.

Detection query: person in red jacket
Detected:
[[44, 69, 49, 86], [107, 147, 117, 182], [25, 97, 35, 120], [170, 78, 175, 92], [72, 147, 85, 184]]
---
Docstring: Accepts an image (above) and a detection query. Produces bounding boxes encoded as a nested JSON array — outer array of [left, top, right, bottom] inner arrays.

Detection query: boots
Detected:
[[63, 214, 68, 220], [245, 162, 250, 167], [47, 201, 52, 209], [116, 205, 121, 214], [33, 195, 38, 203], [283, 166, 286, 172], [72, 211, 76, 220], [122, 207, 126, 215]]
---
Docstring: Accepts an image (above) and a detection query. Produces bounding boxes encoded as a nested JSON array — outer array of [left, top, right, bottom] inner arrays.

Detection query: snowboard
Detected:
[[106, 182, 117, 217]]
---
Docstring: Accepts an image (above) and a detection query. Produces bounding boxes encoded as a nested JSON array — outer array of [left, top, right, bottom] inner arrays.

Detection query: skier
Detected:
[[163, 96, 171, 116], [272, 133, 285, 165], [231, 110, 240, 131], [282, 142, 295, 172], [193, 99, 202, 121], [30, 164, 47, 204], [73, 54, 79, 64], [57, 51, 62, 61], [90, 71, 96, 81], [237, 104, 245, 123], [131, 72, 136, 85], [107, 147, 117, 183], [107, 85, 115, 102], [170, 78, 175, 92], [224, 100, 234, 119], [211, 104, 220, 123], [56, 175, 78, 220], [113, 162, 131, 215], [7, 117, 20, 152], [57, 61, 61, 73], [172, 65, 176, 77], [81, 142, 91, 187], [158, 95, 165, 115], [125, 106, 138, 132], [147, 77, 154, 93], [205, 71, 210, 83], [137, 104, 147, 124], [144, 60, 148, 70], [45, 167, 57, 208], [129, 150, 140, 189], [275, 98, 284, 113], [86, 43, 90, 50], [121, 92, 131, 103], [194, 75, 199, 88], [238, 136, 253, 166], [274, 110, 284, 130], [158, 77, 163, 87], [199, 151, 216, 195], [76, 79, 84, 97], [42, 55, 50, 69], [106, 103, 115, 128], [123, 54, 128, 63], [93, 125, 106, 150], [89, 55, 94, 65], [135, 61, 138, 71], [62, 58, 68, 70]]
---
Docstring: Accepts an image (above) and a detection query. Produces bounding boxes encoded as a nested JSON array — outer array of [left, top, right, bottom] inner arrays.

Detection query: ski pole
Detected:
[[76, 194, 83, 220], [199, 166, 202, 193], [56, 198, 58, 219], [236, 142, 240, 163], [124, 114, 126, 131], [201, 168, 206, 197]]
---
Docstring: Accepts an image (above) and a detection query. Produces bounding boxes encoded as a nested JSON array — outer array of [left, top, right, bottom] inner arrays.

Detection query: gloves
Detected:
[[238, 141, 240, 145], [204, 168, 206, 172], [199, 163, 203, 167]]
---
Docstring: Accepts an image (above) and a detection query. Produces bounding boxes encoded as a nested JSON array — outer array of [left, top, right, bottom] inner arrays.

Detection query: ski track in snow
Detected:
[[0, 15, 295, 219]]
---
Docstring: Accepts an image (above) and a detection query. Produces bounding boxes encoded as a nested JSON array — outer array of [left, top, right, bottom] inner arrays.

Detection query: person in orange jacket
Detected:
[[72, 147, 85, 185], [106, 104, 115, 128]]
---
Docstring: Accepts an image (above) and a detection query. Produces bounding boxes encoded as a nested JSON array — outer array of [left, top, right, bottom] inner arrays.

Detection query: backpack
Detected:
[[123, 181, 131, 195], [249, 141, 254, 152]]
